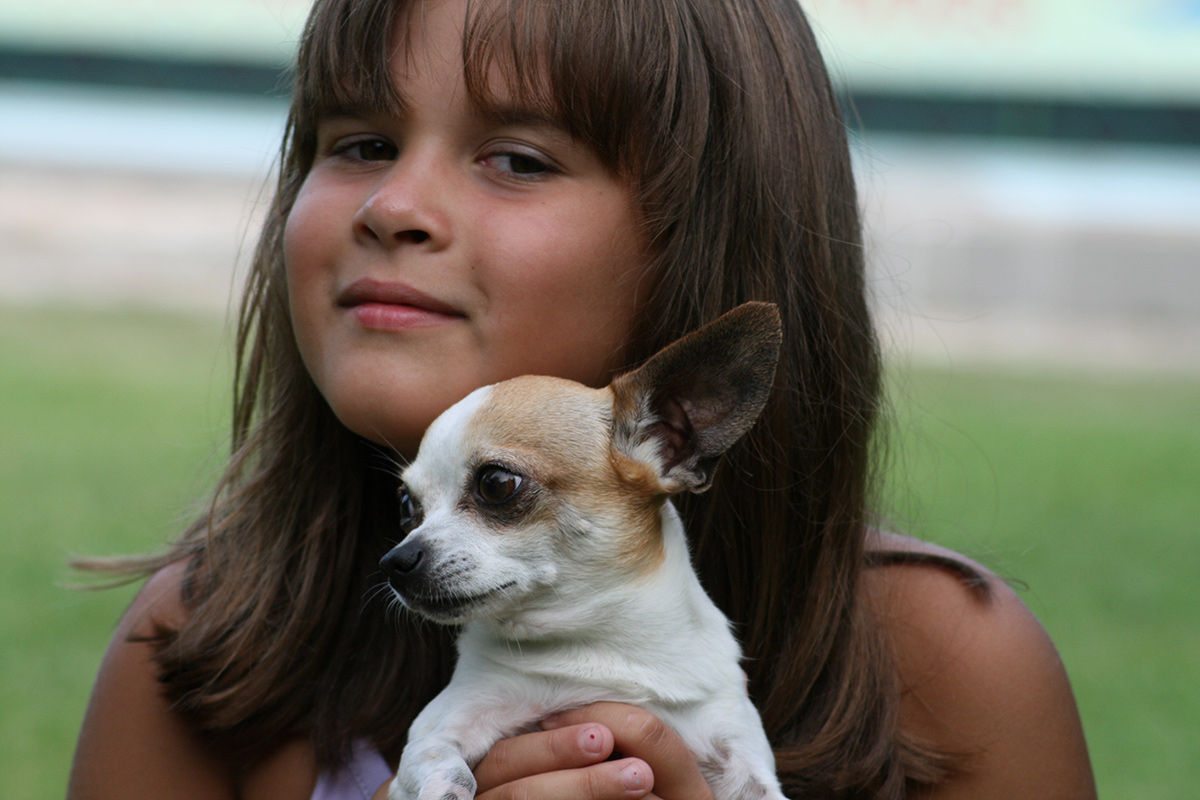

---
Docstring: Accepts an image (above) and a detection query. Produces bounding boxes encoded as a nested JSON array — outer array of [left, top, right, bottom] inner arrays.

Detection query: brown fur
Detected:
[[468, 378, 666, 573]]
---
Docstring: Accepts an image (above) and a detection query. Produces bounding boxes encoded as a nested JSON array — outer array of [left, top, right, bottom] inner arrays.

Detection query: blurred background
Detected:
[[2, 1, 1198, 797]]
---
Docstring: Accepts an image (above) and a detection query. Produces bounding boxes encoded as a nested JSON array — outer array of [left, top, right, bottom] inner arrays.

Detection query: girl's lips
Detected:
[[337, 278, 464, 331]]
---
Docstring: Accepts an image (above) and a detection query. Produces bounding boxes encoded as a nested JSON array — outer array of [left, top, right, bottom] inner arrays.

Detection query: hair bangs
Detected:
[[460, 0, 701, 193]]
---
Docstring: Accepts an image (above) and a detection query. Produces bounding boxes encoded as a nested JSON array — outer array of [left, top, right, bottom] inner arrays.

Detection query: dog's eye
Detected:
[[398, 485, 421, 533], [475, 466, 523, 505]]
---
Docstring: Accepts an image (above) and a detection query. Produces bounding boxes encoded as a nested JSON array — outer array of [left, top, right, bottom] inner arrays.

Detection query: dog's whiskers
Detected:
[[361, 580, 391, 612], [363, 577, 416, 631], [362, 434, 409, 478]]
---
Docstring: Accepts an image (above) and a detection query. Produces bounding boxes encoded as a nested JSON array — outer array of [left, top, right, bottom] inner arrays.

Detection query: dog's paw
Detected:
[[386, 777, 411, 800], [388, 767, 477, 800], [387, 775, 420, 800], [417, 768, 477, 800]]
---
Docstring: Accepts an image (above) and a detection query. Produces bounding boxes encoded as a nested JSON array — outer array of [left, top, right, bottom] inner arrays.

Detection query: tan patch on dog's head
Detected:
[[466, 377, 665, 573]]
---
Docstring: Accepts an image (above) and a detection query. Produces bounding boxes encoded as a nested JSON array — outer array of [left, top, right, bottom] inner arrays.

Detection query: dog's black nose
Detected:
[[381, 540, 424, 579]]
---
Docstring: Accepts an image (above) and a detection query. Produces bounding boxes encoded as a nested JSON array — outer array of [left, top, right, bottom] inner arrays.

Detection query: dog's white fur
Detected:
[[383, 304, 786, 800]]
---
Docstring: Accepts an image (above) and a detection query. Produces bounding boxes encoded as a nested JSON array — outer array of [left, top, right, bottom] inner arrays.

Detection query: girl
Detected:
[[68, 0, 1096, 798]]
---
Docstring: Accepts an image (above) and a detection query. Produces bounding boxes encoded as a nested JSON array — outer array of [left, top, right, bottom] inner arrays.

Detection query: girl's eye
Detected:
[[335, 137, 398, 163], [483, 150, 555, 180], [475, 466, 523, 505]]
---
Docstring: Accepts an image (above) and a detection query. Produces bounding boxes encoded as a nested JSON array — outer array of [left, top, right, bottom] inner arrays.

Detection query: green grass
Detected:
[[886, 365, 1200, 796], [3, 305, 1197, 798], [0, 304, 232, 800]]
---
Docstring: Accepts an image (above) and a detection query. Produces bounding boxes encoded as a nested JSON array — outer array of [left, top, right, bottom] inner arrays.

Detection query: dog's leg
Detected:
[[698, 751, 789, 800], [690, 737, 790, 800], [389, 737, 478, 800], [389, 687, 543, 800], [662, 700, 789, 800]]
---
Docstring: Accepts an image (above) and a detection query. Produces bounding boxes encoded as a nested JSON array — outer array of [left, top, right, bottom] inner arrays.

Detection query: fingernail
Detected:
[[580, 726, 604, 756], [621, 764, 646, 791]]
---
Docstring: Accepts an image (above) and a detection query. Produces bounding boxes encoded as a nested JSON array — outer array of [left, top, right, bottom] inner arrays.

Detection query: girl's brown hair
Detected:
[[96, 0, 956, 795]]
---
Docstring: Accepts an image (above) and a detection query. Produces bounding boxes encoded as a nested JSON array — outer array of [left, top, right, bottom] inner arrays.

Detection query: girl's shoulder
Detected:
[[69, 561, 321, 800], [122, 559, 192, 637], [862, 532, 1096, 797]]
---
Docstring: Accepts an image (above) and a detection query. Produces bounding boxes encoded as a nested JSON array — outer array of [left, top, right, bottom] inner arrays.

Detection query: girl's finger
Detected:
[[477, 757, 656, 800], [542, 703, 715, 800], [474, 723, 615, 793]]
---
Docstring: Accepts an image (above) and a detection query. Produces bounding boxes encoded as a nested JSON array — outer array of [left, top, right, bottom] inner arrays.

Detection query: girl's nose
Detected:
[[352, 156, 451, 249]]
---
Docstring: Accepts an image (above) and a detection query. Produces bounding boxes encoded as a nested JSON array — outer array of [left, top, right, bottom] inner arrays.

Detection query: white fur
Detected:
[[385, 381, 786, 800]]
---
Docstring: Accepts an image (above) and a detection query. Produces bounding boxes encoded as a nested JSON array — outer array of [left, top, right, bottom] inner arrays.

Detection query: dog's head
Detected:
[[380, 303, 782, 629]]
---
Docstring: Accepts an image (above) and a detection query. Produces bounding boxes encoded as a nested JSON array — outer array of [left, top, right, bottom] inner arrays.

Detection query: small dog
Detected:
[[381, 302, 786, 800]]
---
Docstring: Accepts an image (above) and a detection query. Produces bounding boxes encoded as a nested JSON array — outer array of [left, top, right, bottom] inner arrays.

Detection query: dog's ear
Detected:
[[611, 302, 782, 494]]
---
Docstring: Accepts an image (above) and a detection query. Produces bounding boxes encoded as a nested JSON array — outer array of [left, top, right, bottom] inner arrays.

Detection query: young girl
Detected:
[[68, 0, 1096, 798]]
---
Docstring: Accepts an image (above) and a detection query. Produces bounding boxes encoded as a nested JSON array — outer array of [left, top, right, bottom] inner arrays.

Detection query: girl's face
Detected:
[[284, 0, 652, 456]]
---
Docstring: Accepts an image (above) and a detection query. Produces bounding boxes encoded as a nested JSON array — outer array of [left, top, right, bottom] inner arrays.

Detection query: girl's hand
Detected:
[[471, 702, 716, 800]]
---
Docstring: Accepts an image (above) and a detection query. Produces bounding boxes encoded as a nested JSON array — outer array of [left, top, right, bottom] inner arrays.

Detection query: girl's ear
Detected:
[[610, 302, 782, 494]]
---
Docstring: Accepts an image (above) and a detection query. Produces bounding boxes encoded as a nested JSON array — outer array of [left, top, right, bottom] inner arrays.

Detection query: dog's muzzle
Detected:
[[380, 539, 517, 620]]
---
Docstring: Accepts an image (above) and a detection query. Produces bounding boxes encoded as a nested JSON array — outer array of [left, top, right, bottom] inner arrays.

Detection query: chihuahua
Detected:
[[381, 302, 786, 800]]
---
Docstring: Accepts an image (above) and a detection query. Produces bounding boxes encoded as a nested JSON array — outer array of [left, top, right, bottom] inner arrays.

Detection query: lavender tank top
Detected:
[[311, 740, 393, 800]]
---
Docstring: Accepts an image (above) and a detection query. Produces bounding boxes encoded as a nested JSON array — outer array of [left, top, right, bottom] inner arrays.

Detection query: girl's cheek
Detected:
[[285, 169, 345, 251], [283, 185, 320, 263]]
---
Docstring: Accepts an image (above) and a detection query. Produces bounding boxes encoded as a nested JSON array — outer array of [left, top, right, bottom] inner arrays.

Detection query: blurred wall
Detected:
[[1, 0, 1199, 371]]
